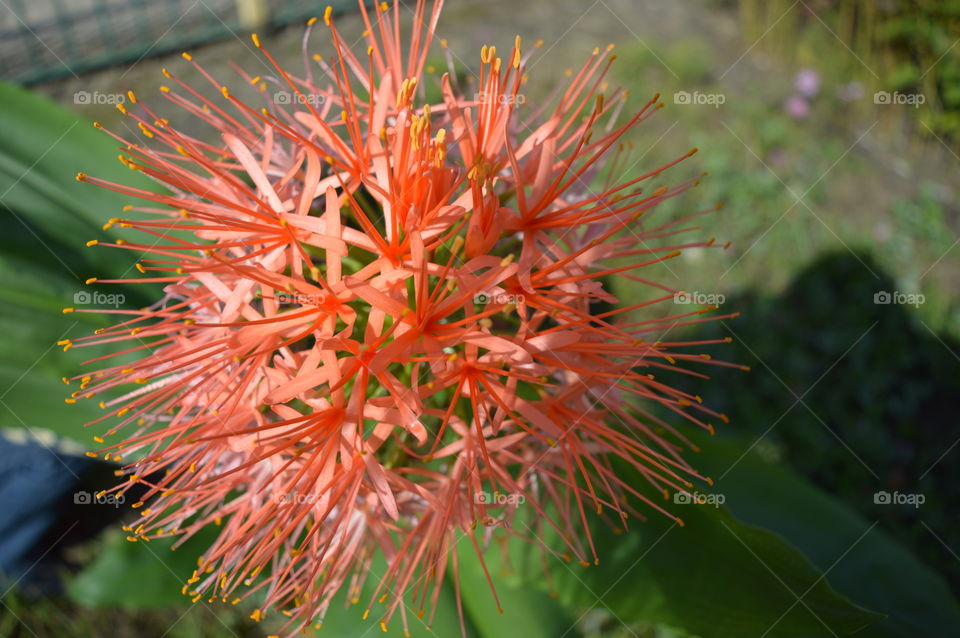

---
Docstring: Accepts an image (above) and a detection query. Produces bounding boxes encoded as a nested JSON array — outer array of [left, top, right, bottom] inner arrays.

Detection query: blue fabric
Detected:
[[0, 436, 91, 582]]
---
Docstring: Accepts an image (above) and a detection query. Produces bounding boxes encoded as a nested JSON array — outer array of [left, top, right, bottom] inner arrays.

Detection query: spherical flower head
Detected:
[[68, 1, 739, 634]]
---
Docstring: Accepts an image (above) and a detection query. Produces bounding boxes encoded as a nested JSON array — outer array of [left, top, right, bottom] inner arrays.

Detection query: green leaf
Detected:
[[0, 81, 156, 264], [307, 563, 475, 638], [68, 529, 220, 609], [67, 519, 577, 638], [531, 501, 881, 638], [692, 434, 960, 638], [0, 82, 156, 444], [69, 530, 474, 637], [457, 541, 574, 638], [0, 243, 136, 444]]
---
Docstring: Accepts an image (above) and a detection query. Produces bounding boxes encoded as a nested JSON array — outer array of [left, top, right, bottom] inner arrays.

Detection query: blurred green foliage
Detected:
[[736, 0, 960, 139]]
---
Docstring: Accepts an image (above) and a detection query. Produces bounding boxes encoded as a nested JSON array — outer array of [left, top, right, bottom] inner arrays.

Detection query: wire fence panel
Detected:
[[0, 0, 357, 85]]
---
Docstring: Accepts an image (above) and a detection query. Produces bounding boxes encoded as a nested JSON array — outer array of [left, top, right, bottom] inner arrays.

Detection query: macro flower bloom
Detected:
[[64, 1, 739, 634]]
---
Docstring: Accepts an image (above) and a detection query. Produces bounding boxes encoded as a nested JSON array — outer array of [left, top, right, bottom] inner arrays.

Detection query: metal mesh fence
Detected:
[[0, 0, 355, 85]]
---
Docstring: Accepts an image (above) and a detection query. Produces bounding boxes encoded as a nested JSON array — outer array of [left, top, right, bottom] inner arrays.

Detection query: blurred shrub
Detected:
[[737, 0, 960, 143]]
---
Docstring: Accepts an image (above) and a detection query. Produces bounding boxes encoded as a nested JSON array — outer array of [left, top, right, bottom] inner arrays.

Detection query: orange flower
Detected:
[[68, 1, 739, 634]]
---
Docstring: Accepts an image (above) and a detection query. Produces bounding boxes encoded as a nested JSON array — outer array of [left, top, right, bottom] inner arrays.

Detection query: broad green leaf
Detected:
[[517, 486, 883, 637], [0, 83, 157, 443], [457, 541, 574, 638], [0, 80, 156, 266], [0, 243, 138, 444], [68, 529, 221, 609], [69, 530, 476, 637], [68, 521, 574, 638], [692, 433, 960, 638]]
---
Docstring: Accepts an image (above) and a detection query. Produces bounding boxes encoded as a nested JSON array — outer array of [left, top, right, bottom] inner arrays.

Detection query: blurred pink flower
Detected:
[[785, 94, 810, 119], [794, 68, 820, 98]]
